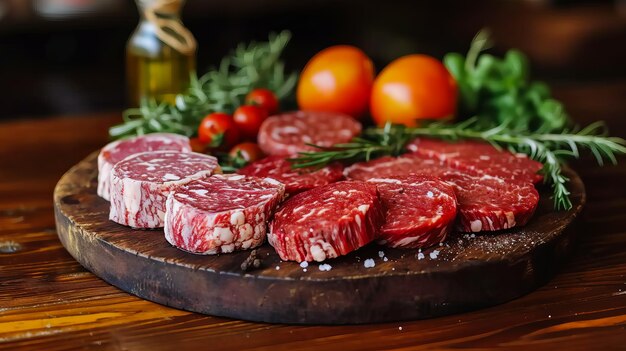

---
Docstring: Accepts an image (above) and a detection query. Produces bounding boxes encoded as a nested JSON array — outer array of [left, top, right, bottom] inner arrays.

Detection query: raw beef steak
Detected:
[[368, 175, 457, 248], [109, 151, 220, 228], [344, 154, 444, 181], [164, 175, 285, 254], [345, 155, 539, 232], [237, 155, 344, 195], [441, 172, 538, 232], [257, 111, 361, 156], [269, 181, 384, 262], [407, 138, 543, 184], [98, 133, 191, 200]]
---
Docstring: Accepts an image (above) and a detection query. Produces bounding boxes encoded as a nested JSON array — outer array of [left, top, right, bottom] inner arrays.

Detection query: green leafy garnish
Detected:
[[292, 120, 626, 211], [110, 31, 297, 139], [444, 29, 570, 133], [292, 30, 626, 211]]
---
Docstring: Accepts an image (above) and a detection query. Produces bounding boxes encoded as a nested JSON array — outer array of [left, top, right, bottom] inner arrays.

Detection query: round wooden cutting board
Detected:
[[54, 152, 585, 324]]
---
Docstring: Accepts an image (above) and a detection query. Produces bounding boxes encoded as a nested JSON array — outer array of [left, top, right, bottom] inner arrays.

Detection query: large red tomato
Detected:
[[370, 55, 457, 127], [297, 45, 374, 119]]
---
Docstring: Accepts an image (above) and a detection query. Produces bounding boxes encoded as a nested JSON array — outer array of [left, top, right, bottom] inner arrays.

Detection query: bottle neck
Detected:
[[134, 0, 196, 55], [137, 0, 184, 20]]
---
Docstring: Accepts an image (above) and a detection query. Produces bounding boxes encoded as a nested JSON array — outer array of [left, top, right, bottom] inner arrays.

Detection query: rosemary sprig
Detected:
[[292, 119, 626, 210], [110, 31, 297, 139], [289, 123, 411, 168]]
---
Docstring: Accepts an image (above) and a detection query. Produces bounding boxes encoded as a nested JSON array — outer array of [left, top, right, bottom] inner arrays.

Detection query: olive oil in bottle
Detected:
[[126, 0, 196, 107]]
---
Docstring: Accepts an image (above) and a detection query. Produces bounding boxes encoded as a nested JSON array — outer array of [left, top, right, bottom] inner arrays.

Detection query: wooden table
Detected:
[[2, 89, 626, 349]]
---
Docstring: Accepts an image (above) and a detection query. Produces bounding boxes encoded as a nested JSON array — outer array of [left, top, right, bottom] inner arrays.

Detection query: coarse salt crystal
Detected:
[[275, 266, 280, 270], [417, 252, 425, 260], [303, 268, 307, 272], [378, 251, 385, 258], [299, 261, 309, 268], [398, 326, 403, 331], [383, 257, 388, 262], [364, 258, 375, 268], [319, 263, 332, 271]]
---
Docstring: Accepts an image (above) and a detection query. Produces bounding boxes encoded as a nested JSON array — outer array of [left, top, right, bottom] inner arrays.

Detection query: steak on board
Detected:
[[368, 175, 457, 248], [441, 171, 538, 232], [407, 138, 543, 184], [345, 154, 539, 232], [97, 133, 191, 201], [257, 111, 361, 156], [109, 151, 220, 228], [237, 155, 344, 196], [269, 181, 384, 262], [164, 175, 285, 254], [344, 155, 444, 181]]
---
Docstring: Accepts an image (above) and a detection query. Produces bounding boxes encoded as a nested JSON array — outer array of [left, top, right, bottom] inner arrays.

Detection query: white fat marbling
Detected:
[[230, 211, 245, 226], [470, 220, 483, 232]]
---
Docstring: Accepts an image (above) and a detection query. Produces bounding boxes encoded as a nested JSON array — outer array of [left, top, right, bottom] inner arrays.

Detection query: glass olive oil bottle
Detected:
[[127, 0, 196, 106]]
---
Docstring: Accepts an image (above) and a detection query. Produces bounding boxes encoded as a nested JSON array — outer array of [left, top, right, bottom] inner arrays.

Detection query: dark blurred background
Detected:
[[1, 0, 625, 122]]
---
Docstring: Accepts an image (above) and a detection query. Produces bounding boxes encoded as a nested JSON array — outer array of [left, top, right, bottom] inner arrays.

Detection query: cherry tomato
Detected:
[[189, 137, 208, 153], [297, 45, 374, 119], [198, 112, 240, 148], [245, 89, 279, 115], [370, 54, 457, 127], [229, 142, 265, 163], [232, 105, 269, 140]]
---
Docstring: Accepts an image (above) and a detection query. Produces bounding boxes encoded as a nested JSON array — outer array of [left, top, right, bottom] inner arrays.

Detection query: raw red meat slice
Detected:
[[109, 151, 220, 228], [345, 155, 539, 232], [407, 138, 543, 184], [257, 111, 361, 156], [164, 175, 285, 254], [344, 154, 444, 181], [441, 172, 538, 232], [368, 175, 457, 248], [269, 181, 384, 262], [98, 133, 191, 200], [237, 155, 344, 195]]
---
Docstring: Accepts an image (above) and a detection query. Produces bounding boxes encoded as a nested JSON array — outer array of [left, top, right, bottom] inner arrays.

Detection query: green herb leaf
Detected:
[[109, 31, 297, 139], [444, 29, 571, 134], [207, 133, 224, 148], [291, 119, 626, 211]]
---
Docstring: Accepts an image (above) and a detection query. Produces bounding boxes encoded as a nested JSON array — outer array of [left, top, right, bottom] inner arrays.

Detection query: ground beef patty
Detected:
[[257, 111, 361, 156], [269, 181, 384, 262], [237, 155, 344, 196]]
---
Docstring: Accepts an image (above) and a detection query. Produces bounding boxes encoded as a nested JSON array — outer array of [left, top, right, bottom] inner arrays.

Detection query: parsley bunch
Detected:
[[443, 29, 570, 133]]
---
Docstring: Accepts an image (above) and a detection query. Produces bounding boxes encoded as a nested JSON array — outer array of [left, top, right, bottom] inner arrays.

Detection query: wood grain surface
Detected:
[[53, 151, 584, 324], [1, 103, 626, 349]]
